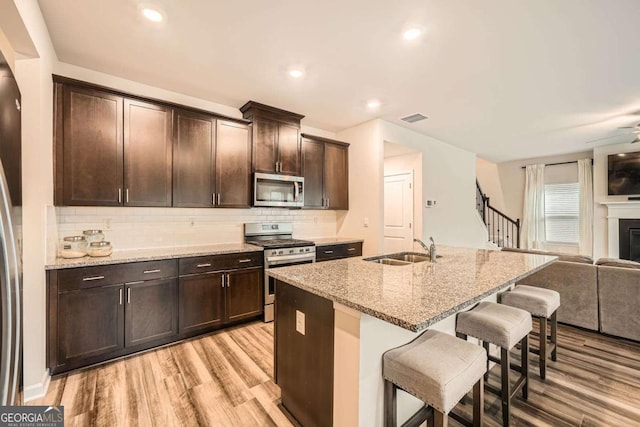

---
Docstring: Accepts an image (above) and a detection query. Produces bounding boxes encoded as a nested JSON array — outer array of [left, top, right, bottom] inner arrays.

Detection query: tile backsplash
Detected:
[[53, 206, 337, 255]]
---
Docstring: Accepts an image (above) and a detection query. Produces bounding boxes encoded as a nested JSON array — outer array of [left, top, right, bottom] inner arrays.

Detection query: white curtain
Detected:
[[522, 164, 546, 249], [578, 158, 593, 256]]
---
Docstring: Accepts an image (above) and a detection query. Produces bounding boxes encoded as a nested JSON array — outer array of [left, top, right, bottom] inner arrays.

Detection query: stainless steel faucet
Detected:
[[414, 237, 437, 262]]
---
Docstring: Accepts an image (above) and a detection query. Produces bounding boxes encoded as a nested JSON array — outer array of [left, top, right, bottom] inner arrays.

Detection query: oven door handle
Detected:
[[266, 254, 316, 263]]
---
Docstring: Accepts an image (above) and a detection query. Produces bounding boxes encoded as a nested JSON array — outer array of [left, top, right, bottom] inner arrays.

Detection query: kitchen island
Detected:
[[268, 245, 556, 427]]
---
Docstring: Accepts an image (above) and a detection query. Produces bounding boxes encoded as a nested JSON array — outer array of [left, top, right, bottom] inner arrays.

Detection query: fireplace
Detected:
[[618, 219, 640, 261]]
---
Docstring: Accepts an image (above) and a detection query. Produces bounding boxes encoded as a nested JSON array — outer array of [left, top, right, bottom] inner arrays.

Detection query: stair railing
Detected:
[[476, 180, 520, 248]]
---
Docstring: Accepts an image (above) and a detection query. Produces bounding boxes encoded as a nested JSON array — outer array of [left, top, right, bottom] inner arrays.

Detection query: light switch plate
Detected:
[[296, 310, 306, 335]]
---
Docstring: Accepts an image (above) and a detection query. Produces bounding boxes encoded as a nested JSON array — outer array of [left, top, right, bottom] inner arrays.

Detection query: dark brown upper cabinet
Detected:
[[0, 62, 22, 206], [240, 101, 304, 176], [172, 109, 215, 207], [302, 134, 349, 210], [123, 99, 173, 207], [215, 120, 251, 207], [57, 84, 124, 206]]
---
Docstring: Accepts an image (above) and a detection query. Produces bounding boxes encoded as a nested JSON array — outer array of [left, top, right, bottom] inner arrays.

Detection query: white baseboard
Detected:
[[23, 369, 50, 402]]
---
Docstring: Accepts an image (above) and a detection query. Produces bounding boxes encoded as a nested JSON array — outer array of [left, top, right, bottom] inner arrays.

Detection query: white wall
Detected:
[[335, 120, 383, 256], [379, 121, 487, 248], [9, 0, 57, 402], [476, 157, 506, 212], [384, 150, 423, 241]]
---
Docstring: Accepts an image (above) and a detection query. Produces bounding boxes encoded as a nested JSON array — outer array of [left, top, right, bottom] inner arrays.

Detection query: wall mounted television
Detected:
[[608, 151, 640, 195]]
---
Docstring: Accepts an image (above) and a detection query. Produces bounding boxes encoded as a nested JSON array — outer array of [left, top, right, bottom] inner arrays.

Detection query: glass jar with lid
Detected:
[[87, 241, 113, 257], [59, 236, 88, 259], [83, 229, 105, 244]]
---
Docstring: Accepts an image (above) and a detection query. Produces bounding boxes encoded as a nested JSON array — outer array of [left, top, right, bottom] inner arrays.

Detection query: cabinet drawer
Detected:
[[316, 242, 362, 262], [179, 251, 263, 275], [57, 259, 177, 292]]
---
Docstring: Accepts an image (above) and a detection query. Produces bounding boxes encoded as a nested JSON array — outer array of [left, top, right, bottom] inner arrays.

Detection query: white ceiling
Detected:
[[37, 0, 640, 162]]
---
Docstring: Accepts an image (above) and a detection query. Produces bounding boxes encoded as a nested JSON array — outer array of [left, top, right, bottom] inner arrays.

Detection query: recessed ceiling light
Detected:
[[367, 99, 381, 109], [288, 68, 304, 78], [141, 7, 164, 23], [403, 28, 423, 40]]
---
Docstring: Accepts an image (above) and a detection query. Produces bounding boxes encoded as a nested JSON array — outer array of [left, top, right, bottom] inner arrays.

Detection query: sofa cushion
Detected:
[[595, 258, 640, 269], [501, 247, 593, 264]]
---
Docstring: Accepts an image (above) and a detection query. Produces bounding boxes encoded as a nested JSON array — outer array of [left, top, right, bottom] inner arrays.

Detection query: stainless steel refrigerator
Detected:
[[0, 49, 22, 406]]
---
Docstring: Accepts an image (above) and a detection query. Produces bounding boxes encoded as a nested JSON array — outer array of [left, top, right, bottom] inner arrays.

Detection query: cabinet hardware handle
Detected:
[[125, 280, 144, 285], [197, 263, 212, 268], [217, 193, 221, 205], [118, 188, 122, 204], [221, 275, 225, 288], [127, 287, 131, 304], [226, 273, 231, 288], [125, 188, 130, 203], [347, 248, 356, 251], [119, 288, 123, 305], [212, 193, 215, 206], [82, 275, 105, 281], [326, 198, 330, 208], [324, 250, 334, 254], [322, 198, 325, 207], [143, 269, 161, 274], [238, 259, 252, 263]]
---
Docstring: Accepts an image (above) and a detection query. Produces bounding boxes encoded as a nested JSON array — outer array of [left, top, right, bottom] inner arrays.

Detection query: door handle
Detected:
[[212, 193, 215, 206], [118, 188, 122, 204], [324, 250, 334, 254], [125, 188, 130, 204], [127, 287, 131, 304], [226, 273, 231, 288], [221, 274, 225, 288], [326, 198, 330, 208], [238, 259, 252, 263], [143, 269, 161, 274], [347, 248, 356, 252], [119, 288, 123, 305], [197, 263, 212, 268], [82, 275, 105, 281], [217, 193, 221, 205]]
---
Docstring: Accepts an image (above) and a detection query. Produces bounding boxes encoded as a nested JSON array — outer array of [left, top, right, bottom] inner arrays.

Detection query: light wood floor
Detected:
[[29, 322, 640, 426]]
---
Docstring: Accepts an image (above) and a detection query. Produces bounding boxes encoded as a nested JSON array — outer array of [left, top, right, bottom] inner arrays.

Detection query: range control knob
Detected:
[[278, 250, 283, 255], [289, 249, 294, 254]]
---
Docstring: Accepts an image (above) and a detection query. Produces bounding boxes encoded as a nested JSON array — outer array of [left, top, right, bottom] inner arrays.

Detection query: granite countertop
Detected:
[[312, 237, 364, 246], [45, 243, 263, 270], [267, 245, 557, 332]]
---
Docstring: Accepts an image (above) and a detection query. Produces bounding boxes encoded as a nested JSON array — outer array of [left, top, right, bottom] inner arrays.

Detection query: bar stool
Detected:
[[500, 285, 560, 379], [382, 329, 487, 427], [456, 302, 532, 427]]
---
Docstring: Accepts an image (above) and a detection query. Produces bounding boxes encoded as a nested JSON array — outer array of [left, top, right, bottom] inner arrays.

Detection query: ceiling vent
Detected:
[[401, 113, 428, 123]]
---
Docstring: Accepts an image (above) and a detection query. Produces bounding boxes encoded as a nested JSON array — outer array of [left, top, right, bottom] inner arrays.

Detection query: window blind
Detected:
[[544, 182, 579, 243]]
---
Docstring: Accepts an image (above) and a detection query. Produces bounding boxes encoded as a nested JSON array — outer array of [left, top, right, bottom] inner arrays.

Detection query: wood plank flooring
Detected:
[[29, 322, 640, 426]]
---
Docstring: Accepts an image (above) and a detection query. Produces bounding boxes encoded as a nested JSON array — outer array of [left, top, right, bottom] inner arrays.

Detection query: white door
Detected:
[[383, 172, 414, 253]]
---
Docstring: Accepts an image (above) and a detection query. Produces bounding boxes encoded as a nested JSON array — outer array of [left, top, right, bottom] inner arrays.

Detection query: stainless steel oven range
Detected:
[[244, 222, 315, 322]]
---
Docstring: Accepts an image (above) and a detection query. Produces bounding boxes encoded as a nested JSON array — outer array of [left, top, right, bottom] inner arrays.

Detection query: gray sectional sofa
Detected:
[[501, 247, 640, 342]]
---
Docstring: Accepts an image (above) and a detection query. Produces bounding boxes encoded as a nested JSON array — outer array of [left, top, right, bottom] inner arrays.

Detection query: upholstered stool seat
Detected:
[[456, 302, 532, 427], [383, 329, 487, 427], [501, 285, 560, 379]]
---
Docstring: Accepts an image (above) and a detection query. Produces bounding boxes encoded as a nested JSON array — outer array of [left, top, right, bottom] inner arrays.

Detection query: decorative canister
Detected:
[[83, 229, 105, 244], [87, 241, 113, 257], [59, 236, 88, 259]]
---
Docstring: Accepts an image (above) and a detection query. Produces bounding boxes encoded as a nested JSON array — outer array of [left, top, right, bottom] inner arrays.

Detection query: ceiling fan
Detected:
[[585, 124, 640, 144]]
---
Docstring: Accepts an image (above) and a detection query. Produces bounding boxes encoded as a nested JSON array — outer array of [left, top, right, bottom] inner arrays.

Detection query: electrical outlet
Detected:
[[296, 310, 306, 335], [363, 217, 369, 227]]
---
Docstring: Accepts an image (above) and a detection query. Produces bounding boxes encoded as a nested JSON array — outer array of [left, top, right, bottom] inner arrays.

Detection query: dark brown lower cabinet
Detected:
[[57, 284, 124, 367], [178, 272, 225, 336], [125, 278, 178, 347], [226, 268, 262, 323]]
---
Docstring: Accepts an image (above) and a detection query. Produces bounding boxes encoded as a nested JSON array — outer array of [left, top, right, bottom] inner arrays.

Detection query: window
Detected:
[[544, 182, 579, 244]]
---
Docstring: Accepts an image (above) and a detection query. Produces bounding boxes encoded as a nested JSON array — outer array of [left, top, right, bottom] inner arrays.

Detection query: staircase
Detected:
[[476, 180, 520, 248]]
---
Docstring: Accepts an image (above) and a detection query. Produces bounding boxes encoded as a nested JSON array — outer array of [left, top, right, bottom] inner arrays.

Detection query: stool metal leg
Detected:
[[539, 316, 548, 379], [473, 377, 484, 427], [551, 311, 558, 362], [384, 379, 397, 427], [522, 335, 529, 400], [501, 347, 510, 427]]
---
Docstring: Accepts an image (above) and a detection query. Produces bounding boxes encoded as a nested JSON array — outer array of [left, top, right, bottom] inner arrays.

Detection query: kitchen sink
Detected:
[[364, 252, 435, 265]]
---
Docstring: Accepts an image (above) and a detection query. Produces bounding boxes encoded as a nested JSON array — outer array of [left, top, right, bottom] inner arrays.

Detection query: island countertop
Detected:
[[268, 245, 557, 331]]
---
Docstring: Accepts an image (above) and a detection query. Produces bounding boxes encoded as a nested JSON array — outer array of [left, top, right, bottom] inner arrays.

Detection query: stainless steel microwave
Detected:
[[254, 173, 304, 207]]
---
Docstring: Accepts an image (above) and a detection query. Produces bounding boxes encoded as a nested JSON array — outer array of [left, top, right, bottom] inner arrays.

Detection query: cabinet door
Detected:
[[179, 272, 225, 335], [278, 123, 301, 176], [124, 99, 173, 206], [302, 138, 325, 209], [252, 119, 278, 173], [173, 109, 215, 207], [125, 278, 178, 348], [0, 66, 21, 206], [57, 284, 124, 365], [324, 143, 349, 210], [216, 120, 251, 207], [62, 86, 123, 206], [226, 268, 263, 323]]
